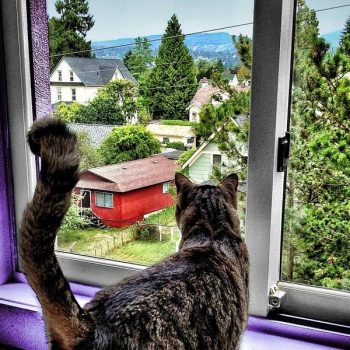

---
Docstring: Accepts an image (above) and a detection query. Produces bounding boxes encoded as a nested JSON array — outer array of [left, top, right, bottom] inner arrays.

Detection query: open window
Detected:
[[1, 1, 350, 349]]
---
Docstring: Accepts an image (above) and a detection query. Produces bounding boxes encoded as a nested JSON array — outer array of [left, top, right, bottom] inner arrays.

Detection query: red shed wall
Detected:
[[75, 183, 173, 228], [119, 183, 173, 227]]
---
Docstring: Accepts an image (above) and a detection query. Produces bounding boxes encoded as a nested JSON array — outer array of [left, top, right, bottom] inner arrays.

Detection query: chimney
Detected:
[[200, 77, 209, 88]]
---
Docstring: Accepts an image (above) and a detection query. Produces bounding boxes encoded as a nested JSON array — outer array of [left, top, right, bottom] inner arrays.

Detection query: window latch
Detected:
[[269, 285, 287, 309], [277, 132, 290, 172]]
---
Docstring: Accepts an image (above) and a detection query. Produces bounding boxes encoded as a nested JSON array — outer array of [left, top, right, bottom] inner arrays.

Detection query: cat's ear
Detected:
[[175, 173, 195, 194], [220, 173, 239, 209]]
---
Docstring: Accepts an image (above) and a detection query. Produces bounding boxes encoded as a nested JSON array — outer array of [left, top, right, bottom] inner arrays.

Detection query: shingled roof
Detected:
[[77, 155, 175, 193], [188, 84, 221, 108], [61, 57, 136, 86]]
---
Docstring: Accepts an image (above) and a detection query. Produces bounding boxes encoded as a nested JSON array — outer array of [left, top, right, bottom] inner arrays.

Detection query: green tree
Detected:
[[232, 34, 252, 72], [99, 125, 161, 165], [55, 101, 82, 122], [76, 131, 104, 170], [145, 15, 197, 120], [49, 0, 94, 69], [123, 37, 153, 79], [75, 80, 138, 125], [195, 58, 215, 81], [282, 2, 350, 289]]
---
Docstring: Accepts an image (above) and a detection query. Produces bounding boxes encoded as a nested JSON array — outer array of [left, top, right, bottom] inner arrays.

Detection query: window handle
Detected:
[[277, 132, 290, 172]]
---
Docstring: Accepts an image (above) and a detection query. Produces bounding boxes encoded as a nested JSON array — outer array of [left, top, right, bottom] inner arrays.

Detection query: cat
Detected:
[[20, 117, 249, 350]]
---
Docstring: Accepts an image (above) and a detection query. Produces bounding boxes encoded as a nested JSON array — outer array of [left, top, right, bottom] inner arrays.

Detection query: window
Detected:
[[58, 70, 62, 81], [212, 154, 222, 168], [71, 88, 76, 101], [3, 0, 350, 339], [70, 70, 74, 81], [163, 137, 170, 144], [95, 192, 113, 208], [163, 182, 170, 194], [57, 87, 62, 101], [186, 137, 194, 144]]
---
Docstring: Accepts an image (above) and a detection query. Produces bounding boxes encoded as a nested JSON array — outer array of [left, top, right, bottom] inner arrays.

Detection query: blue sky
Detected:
[[47, 0, 350, 41]]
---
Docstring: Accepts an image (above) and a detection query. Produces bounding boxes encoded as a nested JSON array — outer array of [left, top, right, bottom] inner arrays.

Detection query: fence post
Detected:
[[159, 225, 162, 241]]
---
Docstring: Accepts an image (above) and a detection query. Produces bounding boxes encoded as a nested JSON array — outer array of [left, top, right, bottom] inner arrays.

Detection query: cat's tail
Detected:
[[19, 118, 95, 349]]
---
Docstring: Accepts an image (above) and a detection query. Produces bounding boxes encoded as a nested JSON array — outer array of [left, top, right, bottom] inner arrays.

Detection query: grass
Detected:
[[104, 233, 180, 265], [57, 206, 181, 265], [160, 119, 196, 127]]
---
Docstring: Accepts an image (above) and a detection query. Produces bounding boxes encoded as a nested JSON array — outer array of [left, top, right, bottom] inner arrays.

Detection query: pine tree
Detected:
[[145, 15, 197, 120], [123, 37, 153, 79], [49, 0, 94, 69], [232, 34, 252, 71], [339, 16, 350, 55]]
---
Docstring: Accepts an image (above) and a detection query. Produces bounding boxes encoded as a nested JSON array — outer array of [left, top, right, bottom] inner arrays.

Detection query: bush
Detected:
[[134, 224, 160, 241], [160, 119, 196, 127], [166, 141, 186, 151], [61, 194, 91, 231], [99, 125, 161, 165]]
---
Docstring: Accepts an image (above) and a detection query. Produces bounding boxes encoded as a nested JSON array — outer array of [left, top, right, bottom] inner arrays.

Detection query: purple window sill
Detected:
[[0, 281, 349, 350]]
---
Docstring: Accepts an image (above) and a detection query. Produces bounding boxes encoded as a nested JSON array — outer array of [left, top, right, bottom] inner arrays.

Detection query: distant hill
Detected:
[[92, 32, 239, 67], [322, 30, 342, 50]]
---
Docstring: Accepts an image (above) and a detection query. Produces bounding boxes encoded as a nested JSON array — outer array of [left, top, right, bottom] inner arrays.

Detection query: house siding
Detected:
[[75, 182, 173, 228], [189, 153, 213, 183]]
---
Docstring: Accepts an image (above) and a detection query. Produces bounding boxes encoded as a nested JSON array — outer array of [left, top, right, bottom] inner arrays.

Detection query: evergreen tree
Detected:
[[232, 34, 252, 71], [283, 2, 350, 289], [145, 15, 197, 120], [123, 37, 153, 80], [49, 0, 94, 69], [339, 17, 350, 55]]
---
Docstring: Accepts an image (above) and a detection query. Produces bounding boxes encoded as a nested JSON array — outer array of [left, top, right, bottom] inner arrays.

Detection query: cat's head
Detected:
[[175, 173, 240, 242]]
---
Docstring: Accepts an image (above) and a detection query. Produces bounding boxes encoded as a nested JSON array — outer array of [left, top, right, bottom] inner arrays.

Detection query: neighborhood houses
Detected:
[[75, 155, 175, 227], [50, 57, 137, 105]]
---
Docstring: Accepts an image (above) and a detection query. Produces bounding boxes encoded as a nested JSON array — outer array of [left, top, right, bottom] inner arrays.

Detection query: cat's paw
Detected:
[[28, 118, 80, 189]]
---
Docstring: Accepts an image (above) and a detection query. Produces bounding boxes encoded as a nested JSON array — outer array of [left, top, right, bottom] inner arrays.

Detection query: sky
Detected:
[[47, 0, 350, 42]]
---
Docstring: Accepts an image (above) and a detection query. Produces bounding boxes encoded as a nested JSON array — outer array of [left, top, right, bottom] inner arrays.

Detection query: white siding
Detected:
[[50, 86, 99, 104], [51, 60, 81, 83]]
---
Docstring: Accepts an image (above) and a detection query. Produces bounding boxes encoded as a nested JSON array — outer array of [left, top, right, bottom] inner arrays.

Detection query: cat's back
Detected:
[[86, 242, 248, 350]]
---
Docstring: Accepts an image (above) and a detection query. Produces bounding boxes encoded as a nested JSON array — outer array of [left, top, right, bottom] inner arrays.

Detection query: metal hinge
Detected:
[[277, 132, 291, 172], [269, 285, 287, 309]]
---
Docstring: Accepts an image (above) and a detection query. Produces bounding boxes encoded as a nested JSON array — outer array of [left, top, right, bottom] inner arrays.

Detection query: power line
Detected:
[[49, 21, 254, 58], [314, 3, 350, 13]]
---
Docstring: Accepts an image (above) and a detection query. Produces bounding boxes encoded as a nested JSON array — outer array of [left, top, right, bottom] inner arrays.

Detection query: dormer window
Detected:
[[70, 71, 74, 81], [58, 70, 62, 81]]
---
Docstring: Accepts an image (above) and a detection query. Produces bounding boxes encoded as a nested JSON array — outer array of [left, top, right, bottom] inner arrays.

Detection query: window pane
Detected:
[[282, 1, 350, 291], [48, 0, 254, 266]]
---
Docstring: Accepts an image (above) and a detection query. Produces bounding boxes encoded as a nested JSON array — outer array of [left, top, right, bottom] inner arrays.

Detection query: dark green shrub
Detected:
[[134, 224, 160, 241]]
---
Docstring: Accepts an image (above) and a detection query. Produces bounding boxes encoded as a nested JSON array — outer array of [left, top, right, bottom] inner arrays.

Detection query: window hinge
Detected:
[[269, 285, 287, 309], [277, 132, 290, 172]]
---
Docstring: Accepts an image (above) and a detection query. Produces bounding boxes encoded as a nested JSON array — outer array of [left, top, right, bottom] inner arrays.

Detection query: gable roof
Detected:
[[188, 84, 221, 109], [77, 155, 175, 193], [69, 123, 116, 148], [182, 115, 248, 169], [59, 57, 137, 86]]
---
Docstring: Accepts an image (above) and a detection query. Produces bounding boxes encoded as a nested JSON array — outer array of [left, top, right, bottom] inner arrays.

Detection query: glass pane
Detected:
[[105, 193, 113, 208], [282, 1, 350, 291], [48, 0, 254, 265], [95, 192, 104, 207]]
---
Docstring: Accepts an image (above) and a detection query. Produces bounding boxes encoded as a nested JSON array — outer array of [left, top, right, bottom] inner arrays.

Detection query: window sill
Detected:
[[0, 283, 349, 349]]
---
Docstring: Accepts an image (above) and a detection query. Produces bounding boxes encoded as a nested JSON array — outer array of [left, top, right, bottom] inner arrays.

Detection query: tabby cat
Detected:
[[20, 118, 249, 350]]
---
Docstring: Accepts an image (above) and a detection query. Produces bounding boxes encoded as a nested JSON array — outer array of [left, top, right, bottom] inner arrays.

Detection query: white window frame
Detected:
[[95, 191, 114, 208], [57, 87, 62, 101], [4, 0, 350, 327], [69, 70, 74, 81]]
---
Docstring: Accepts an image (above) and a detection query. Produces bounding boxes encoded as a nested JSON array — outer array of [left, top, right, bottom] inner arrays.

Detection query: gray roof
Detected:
[[69, 123, 117, 148], [63, 57, 137, 86]]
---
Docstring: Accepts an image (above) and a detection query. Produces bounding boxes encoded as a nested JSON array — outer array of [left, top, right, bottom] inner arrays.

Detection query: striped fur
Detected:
[[20, 118, 249, 349]]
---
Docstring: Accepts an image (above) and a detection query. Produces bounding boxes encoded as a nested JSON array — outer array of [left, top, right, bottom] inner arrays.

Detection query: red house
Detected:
[[75, 155, 175, 227]]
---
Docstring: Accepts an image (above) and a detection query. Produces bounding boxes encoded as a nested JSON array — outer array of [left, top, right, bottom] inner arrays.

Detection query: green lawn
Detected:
[[56, 206, 181, 266], [104, 235, 179, 265]]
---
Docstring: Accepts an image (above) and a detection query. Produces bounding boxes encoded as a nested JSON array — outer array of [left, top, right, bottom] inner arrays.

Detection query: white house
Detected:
[[187, 76, 250, 123], [50, 57, 137, 105]]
